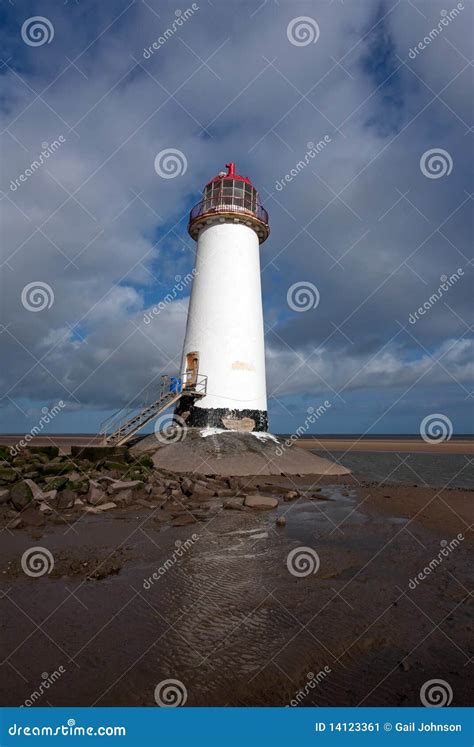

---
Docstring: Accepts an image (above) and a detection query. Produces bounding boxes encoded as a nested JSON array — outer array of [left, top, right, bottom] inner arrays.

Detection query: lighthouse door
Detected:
[[184, 351, 199, 389]]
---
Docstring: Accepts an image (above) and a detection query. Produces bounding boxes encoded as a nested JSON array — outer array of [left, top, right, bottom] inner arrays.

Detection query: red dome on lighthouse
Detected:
[[205, 162, 253, 187], [188, 162, 269, 243]]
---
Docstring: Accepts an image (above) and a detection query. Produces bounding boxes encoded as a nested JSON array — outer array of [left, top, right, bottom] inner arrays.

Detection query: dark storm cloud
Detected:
[[0, 0, 472, 433]]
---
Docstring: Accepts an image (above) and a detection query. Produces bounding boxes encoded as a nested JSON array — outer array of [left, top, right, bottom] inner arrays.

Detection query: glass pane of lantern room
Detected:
[[253, 188, 258, 210]]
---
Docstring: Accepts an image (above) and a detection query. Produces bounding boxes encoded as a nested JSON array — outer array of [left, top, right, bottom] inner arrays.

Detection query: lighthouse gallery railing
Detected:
[[189, 197, 269, 226]]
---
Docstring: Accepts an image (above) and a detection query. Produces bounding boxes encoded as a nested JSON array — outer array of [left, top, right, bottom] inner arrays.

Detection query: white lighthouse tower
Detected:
[[175, 162, 270, 432]]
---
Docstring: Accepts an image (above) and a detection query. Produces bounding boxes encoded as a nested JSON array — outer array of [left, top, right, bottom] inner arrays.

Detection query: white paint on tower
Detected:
[[182, 221, 266, 412]]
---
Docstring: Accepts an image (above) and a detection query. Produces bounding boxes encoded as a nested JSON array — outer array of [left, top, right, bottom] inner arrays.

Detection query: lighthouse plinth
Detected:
[[175, 163, 269, 433]]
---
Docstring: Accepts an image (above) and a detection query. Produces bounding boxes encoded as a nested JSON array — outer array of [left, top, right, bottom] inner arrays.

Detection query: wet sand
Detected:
[[1, 434, 472, 455], [0, 475, 472, 707], [298, 438, 473, 454]]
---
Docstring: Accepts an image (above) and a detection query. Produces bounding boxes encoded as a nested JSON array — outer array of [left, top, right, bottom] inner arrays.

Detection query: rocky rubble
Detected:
[[0, 445, 326, 530]]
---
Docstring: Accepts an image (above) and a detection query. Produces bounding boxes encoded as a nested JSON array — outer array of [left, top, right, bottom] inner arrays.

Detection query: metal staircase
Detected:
[[100, 374, 207, 446]]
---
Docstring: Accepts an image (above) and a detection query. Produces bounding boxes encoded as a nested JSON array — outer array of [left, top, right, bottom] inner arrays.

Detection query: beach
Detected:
[[1, 435, 472, 455], [0, 441, 472, 707]]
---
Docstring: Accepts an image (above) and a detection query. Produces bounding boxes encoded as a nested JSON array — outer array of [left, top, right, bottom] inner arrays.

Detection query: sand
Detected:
[[0, 472, 471, 707], [297, 438, 473, 454], [2, 434, 471, 454]]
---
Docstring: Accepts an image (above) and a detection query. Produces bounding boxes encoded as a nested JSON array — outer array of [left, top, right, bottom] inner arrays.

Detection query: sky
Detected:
[[0, 0, 472, 436]]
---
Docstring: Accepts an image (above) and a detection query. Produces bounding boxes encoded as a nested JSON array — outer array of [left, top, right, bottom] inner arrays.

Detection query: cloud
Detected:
[[0, 0, 472, 434]]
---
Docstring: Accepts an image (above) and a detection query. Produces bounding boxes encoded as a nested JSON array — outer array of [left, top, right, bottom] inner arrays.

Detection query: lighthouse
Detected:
[[175, 163, 270, 432]]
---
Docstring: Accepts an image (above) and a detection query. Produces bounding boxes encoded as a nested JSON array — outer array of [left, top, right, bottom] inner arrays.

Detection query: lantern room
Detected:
[[188, 162, 269, 243]]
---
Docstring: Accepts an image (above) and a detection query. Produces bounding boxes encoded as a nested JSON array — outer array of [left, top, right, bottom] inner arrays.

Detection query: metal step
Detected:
[[101, 374, 208, 446]]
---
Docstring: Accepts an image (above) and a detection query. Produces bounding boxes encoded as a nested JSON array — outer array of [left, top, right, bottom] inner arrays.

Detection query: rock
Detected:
[[71, 446, 129, 462], [399, 660, 410, 672], [23, 471, 41, 479], [214, 488, 235, 498], [111, 489, 135, 506], [164, 479, 180, 490], [126, 468, 147, 481], [276, 515, 287, 527], [8, 516, 23, 529], [0, 468, 18, 485], [23, 479, 44, 501], [103, 460, 129, 472], [283, 490, 299, 502], [55, 489, 76, 510], [9, 480, 33, 510], [44, 475, 69, 491], [169, 488, 184, 500], [107, 480, 146, 505], [244, 494, 278, 510], [74, 497, 84, 506], [135, 454, 154, 469], [135, 498, 157, 508], [41, 461, 75, 476], [27, 446, 59, 459], [223, 498, 244, 510], [41, 489, 57, 502], [189, 486, 215, 500], [68, 478, 90, 495], [151, 486, 168, 499], [95, 476, 117, 486], [66, 470, 81, 480], [0, 488, 10, 504], [85, 485, 106, 506], [12, 457, 28, 468], [107, 480, 145, 494], [39, 502, 53, 513], [171, 514, 197, 527], [180, 477, 194, 496], [83, 501, 117, 513]]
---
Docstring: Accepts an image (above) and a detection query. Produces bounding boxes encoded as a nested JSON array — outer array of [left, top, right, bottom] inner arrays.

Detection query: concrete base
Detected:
[[130, 429, 350, 477]]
